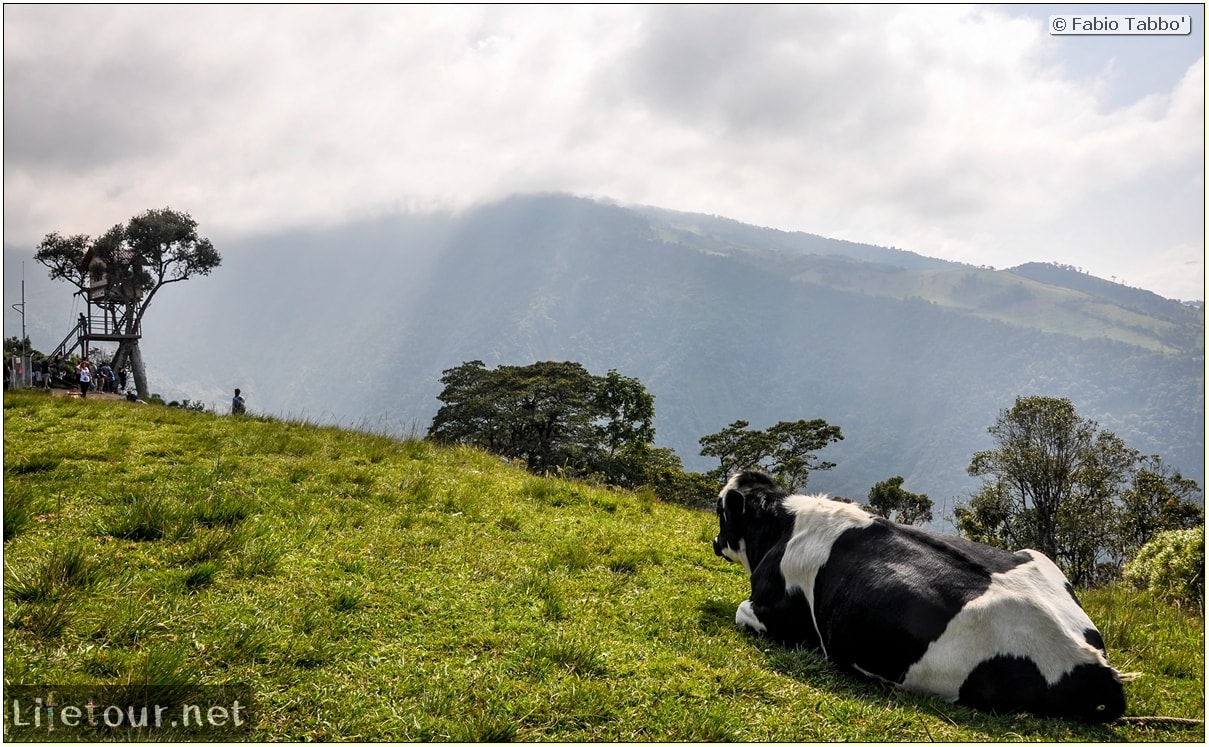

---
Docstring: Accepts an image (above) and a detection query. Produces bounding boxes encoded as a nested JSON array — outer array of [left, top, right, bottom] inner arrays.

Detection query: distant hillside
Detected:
[[346, 194, 1204, 510], [629, 207, 1201, 355], [7, 194, 1203, 516], [633, 205, 961, 270], [1008, 262, 1204, 324]]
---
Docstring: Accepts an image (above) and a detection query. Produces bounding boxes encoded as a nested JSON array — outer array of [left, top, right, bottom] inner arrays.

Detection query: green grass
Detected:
[[3, 389, 1203, 741]]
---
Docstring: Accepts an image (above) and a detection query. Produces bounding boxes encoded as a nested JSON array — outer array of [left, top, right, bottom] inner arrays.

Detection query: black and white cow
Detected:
[[713, 471, 1126, 722]]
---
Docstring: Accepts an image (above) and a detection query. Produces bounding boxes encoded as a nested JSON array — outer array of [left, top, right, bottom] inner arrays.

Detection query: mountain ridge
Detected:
[[622, 199, 1201, 355], [342, 195, 1203, 510], [4, 193, 1203, 515]]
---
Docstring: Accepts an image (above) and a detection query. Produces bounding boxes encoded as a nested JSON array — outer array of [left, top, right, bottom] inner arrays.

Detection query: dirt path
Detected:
[[41, 386, 129, 401]]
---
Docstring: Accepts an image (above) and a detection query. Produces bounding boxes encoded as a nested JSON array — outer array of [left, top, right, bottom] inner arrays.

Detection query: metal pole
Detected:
[[21, 265, 28, 387], [10, 262, 27, 388]]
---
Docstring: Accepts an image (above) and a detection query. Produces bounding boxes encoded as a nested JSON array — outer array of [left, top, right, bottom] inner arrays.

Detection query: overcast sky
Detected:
[[4, 4, 1204, 300]]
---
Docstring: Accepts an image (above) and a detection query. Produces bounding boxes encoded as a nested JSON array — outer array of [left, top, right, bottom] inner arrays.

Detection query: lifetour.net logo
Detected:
[[4, 685, 254, 741]]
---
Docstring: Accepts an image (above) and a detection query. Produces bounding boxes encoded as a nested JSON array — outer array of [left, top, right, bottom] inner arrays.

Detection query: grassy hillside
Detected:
[[3, 390, 1203, 741]]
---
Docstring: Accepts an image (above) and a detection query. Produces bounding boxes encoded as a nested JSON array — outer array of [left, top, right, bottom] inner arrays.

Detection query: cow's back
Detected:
[[777, 503, 1124, 721], [792, 516, 1029, 682]]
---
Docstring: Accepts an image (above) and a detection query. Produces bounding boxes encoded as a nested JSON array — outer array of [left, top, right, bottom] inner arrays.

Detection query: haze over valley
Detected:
[[6, 194, 1202, 522]]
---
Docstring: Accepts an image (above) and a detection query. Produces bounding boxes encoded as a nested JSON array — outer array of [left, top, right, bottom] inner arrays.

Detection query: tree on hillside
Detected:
[[699, 418, 843, 492], [593, 369, 656, 460], [866, 476, 933, 526], [34, 207, 220, 399], [955, 395, 1203, 586], [1115, 455, 1204, 563], [426, 360, 658, 485]]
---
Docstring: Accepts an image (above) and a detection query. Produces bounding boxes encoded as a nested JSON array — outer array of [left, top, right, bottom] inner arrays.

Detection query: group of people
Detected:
[[6, 352, 250, 414], [68, 358, 126, 397], [7, 353, 131, 397]]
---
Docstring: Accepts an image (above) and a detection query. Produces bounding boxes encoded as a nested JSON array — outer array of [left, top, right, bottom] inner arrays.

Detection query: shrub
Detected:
[[1123, 525, 1204, 610], [644, 466, 717, 509]]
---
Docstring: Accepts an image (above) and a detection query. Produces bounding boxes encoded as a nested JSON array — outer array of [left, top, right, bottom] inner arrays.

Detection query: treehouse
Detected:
[[80, 245, 143, 305], [52, 245, 144, 359]]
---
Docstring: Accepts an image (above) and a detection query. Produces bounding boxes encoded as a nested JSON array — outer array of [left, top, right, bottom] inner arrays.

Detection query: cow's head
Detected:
[[713, 471, 787, 576]]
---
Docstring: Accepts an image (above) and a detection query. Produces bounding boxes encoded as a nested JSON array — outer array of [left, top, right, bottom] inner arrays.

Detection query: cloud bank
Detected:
[[4, 4, 1203, 299]]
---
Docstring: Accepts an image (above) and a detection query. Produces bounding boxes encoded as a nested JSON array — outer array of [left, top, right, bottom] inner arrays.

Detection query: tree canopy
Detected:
[[35, 208, 219, 313], [698, 418, 843, 492], [426, 360, 659, 487], [866, 476, 933, 526], [956, 395, 1203, 586]]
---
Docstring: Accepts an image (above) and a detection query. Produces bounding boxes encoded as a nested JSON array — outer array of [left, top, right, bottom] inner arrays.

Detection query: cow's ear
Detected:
[[723, 489, 746, 524]]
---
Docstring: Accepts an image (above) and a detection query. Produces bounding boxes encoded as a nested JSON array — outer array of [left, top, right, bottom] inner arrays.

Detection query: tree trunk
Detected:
[[129, 342, 149, 400], [112, 341, 132, 391], [111, 339, 150, 400]]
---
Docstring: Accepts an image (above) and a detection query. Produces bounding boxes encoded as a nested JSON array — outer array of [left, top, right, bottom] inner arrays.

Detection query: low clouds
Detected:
[[609, 5, 925, 142], [3, 4, 1203, 298]]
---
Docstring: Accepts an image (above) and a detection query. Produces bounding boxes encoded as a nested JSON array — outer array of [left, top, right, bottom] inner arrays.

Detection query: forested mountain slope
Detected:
[[12, 193, 1203, 513], [273, 194, 1203, 509]]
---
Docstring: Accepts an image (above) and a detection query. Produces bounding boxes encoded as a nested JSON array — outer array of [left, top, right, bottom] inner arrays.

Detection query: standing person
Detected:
[[76, 359, 93, 398], [231, 388, 246, 415], [99, 361, 115, 393], [40, 358, 51, 389]]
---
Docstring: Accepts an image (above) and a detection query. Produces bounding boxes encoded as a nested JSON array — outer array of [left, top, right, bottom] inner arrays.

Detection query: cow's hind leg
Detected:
[[958, 655, 1126, 722], [957, 655, 1047, 716]]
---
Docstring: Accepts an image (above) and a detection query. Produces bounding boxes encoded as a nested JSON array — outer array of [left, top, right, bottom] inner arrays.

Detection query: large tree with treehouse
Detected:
[[34, 207, 220, 400]]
